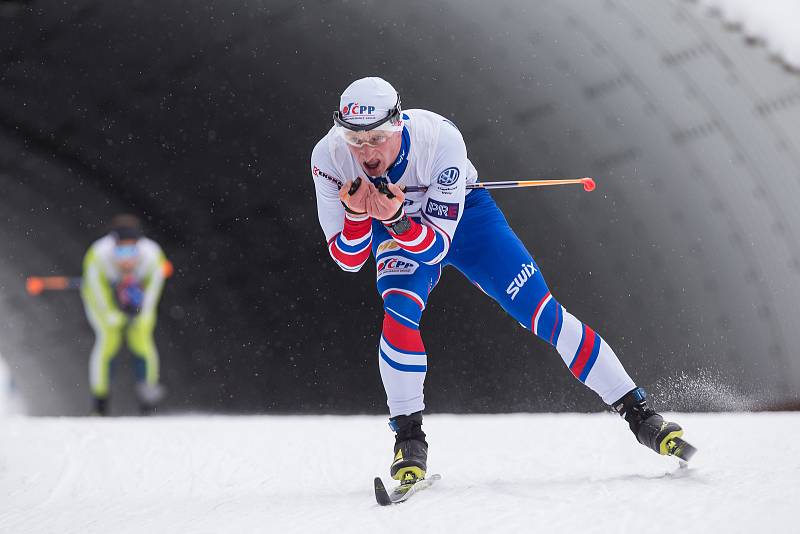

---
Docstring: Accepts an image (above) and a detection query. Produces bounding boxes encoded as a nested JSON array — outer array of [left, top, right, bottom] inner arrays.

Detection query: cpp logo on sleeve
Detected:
[[436, 167, 460, 186], [425, 199, 460, 220]]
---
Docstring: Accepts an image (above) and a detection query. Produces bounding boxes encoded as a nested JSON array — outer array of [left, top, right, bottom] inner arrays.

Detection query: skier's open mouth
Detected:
[[364, 160, 381, 172]]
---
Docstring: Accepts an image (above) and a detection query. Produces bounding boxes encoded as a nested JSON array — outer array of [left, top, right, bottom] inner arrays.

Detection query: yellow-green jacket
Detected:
[[81, 235, 167, 326]]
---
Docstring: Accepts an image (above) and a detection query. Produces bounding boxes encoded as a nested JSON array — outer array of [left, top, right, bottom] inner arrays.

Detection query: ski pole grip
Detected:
[[348, 177, 362, 196], [376, 181, 395, 199]]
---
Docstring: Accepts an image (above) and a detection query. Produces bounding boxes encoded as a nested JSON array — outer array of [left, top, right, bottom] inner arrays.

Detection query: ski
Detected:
[[666, 436, 697, 462], [374, 474, 441, 505]]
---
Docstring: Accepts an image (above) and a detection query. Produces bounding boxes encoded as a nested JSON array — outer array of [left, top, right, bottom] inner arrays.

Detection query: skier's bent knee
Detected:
[[382, 291, 424, 329]]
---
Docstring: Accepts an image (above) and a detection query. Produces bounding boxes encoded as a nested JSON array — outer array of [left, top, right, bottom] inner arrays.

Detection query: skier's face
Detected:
[[113, 239, 140, 272], [347, 131, 402, 178]]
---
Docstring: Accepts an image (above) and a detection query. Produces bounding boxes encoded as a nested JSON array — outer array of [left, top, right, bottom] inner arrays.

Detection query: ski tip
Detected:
[[374, 477, 392, 506]]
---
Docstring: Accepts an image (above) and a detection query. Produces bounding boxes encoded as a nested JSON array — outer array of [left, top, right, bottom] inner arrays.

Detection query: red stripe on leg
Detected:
[[569, 326, 596, 379], [549, 304, 561, 344], [530, 291, 551, 333], [383, 313, 425, 353]]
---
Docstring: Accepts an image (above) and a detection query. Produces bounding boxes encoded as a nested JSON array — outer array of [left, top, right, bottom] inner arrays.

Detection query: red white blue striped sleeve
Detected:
[[328, 211, 373, 272], [311, 137, 373, 273], [382, 211, 450, 265]]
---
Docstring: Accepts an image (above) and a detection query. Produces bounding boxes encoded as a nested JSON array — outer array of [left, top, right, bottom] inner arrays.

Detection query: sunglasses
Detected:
[[113, 244, 139, 260]]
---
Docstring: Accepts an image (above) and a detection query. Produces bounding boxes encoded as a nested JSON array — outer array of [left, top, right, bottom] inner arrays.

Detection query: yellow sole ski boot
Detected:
[[389, 411, 428, 484], [613, 387, 697, 462]]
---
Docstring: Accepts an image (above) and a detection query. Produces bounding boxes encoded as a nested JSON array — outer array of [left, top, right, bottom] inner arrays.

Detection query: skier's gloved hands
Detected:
[[339, 177, 370, 215], [367, 182, 405, 221], [116, 276, 144, 316]]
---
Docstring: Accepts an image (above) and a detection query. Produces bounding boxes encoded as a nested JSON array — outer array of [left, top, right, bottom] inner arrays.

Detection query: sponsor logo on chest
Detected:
[[437, 167, 460, 186], [313, 165, 343, 188], [425, 199, 459, 220]]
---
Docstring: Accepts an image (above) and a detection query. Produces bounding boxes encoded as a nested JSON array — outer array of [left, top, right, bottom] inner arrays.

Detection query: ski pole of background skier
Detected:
[[25, 261, 175, 296]]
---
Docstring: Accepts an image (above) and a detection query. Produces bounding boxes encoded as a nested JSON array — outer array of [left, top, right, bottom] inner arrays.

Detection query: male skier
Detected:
[[81, 214, 168, 415], [311, 77, 691, 484]]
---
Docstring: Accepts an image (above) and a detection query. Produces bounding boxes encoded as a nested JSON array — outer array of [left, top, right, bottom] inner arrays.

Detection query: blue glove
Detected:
[[115, 275, 144, 316]]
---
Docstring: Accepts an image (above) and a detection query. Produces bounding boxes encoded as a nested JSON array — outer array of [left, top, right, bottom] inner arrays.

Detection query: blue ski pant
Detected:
[[372, 188, 635, 417]]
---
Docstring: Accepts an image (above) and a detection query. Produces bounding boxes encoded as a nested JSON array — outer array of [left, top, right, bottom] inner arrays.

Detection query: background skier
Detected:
[[81, 214, 169, 415]]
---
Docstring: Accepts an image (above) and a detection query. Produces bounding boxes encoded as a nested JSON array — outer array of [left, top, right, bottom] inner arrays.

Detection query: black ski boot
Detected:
[[91, 396, 109, 417], [613, 387, 697, 461], [136, 382, 166, 416], [389, 411, 428, 483]]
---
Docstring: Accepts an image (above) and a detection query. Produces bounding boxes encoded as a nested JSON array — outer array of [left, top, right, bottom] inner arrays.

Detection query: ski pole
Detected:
[[26, 260, 175, 296], [402, 177, 596, 194], [25, 276, 81, 295]]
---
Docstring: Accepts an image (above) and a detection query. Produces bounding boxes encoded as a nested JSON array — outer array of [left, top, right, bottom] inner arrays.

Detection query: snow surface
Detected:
[[696, 0, 800, 68], [1, 413, 796, 533]]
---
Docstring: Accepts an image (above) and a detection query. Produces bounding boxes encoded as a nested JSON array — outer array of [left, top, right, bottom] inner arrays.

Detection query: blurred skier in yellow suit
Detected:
[[81, 214, 169, 416]]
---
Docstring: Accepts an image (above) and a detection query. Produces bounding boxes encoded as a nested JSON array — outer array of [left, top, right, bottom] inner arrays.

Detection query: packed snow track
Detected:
[[0, 413, 794, 533]]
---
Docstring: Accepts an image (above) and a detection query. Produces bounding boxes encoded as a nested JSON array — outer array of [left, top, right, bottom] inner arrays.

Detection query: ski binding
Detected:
[[374, 474, 441, 505], [666, 436, 697, 463]]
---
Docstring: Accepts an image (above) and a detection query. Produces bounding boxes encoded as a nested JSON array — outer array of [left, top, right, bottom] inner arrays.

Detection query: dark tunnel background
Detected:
[[1, 0, 799, 415]]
